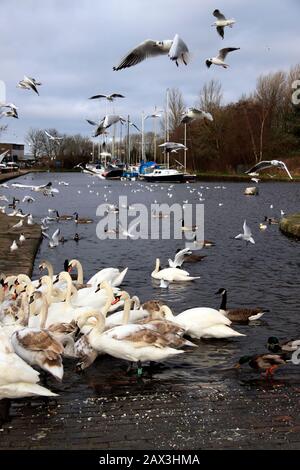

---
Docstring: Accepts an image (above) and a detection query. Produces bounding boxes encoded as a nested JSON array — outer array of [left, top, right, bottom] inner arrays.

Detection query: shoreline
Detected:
[[279, 213, 300, 239], [0, 171, 42, 277]]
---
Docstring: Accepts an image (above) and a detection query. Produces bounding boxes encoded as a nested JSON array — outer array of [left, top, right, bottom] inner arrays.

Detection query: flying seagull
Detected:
[[245, 160, 293, 180], [181, 108, 213, 124], [0, 103, 18, 119], [17, 76, 41, 95], [159, 142, 187, 152], [168, 247, 191, 268], [235, 220, 255, 244], [86, 114, 125, 137], [206, 47, 240, 68], [212, 9, 236, 39], [89, 93, 125, 101], [11, 181, 59, 194], [42, 228, 60, 248], [45, 131, 63, 141], [113, 34, 189, 70]]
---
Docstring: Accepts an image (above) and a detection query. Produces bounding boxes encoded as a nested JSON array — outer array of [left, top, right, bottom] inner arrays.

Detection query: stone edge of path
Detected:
[[0, 171, 42, 277]]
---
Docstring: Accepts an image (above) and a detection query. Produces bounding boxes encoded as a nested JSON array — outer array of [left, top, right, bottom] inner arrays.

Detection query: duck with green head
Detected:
[[236, 353, 288, 377]]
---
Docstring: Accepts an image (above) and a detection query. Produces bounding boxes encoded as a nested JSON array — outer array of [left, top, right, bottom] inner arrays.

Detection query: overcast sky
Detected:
[[1, 0, 300, 148]]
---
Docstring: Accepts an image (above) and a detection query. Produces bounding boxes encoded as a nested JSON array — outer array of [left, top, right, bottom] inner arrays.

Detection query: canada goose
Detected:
[[192, 236, 215, 248], [215, 288, 268, 322], [73, 212, 93, 224], [267, 337, 300, 353], [53, 210, 73, 221], [183, 253, 206, 263], [235, 354, 288, 377], [181, 220, 198, 231]]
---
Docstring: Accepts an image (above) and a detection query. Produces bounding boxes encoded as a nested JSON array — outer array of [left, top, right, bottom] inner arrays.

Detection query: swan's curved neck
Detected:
[[131, 296, 140, 309], [42, 276, 53, 305], [58, 273, 73, 307], [74, 260, 84, 284], [101, 284, 115, 318], [20, 293, 30, 326], [122, 297, 132, 324], [39, 295, 49, 329], [43, 261, 54, 279]]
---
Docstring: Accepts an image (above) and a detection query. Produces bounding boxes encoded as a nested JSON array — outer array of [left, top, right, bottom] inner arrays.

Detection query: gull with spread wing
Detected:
[[113, 34, 189, 70], [206, 47, 240, 68], [212, 9, 236, 39], [245, 160, 293, 180], [235, 220, 255, 245]]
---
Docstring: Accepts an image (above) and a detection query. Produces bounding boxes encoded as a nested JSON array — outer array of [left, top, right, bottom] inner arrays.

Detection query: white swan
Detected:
[[78, 312, 184, 368], [160, 305, 245, 339], [105, 294, 148, 329], [0, 328, 57, 399], [151, 258, 200, 282], [87, 266, 128, 288]]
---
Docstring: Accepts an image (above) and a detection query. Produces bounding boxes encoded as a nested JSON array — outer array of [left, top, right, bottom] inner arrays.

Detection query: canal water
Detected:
[[3, 172, 300, 385]]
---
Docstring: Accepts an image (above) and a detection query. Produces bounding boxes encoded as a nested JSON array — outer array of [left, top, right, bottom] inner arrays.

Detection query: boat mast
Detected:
[[165, 88, 170, 169], [184, 123, 187, 174], [141, 111, 145, 162], [127, 115, 130, 166]]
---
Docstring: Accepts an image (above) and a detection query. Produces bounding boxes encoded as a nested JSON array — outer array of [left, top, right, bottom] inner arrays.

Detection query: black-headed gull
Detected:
[[89, 93, 125, 101], [181, 108, 213, 124], [113, 34, 189, 70], [17, 76, 41, 95], [212, 9, 236, 39], [206, 47, 240, 68], [235, 220, 255, 244], [0, 103, 18, 119], [45, 131, 63, 141], [168, 247, 191, 268], [245, 160, 293, 180]]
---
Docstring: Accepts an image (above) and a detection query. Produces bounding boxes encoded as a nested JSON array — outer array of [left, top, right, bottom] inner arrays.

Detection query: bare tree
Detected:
[[254, 71, 286, 161], [198, 79, 223, 111], [161, 88, 185, 137]]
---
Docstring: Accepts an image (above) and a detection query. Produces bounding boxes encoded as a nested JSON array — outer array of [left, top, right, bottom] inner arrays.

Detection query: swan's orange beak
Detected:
[[111, 296, 120, 305], [68, 266, 72, 273]]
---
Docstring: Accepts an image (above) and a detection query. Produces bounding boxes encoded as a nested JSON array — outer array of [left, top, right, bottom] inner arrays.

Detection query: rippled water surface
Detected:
[[4, 172, 300, 384]]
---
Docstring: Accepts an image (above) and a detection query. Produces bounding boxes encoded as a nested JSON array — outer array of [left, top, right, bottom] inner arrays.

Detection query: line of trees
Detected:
[[167, 64, 300, 173]]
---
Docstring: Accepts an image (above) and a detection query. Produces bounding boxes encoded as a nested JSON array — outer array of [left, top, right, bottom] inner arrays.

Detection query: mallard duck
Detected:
[[73, 212, 93, 224], [236, 354, 288, 377], [215, 288, 268, 322], [267, 336, 300, 353], [264, 216, 279, 225]]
